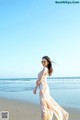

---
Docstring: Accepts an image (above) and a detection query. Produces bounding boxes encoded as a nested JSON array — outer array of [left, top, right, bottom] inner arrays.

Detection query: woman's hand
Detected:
[[33, 88, 37, 94]]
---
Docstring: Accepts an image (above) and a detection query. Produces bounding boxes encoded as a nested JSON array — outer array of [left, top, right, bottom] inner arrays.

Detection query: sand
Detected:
[[0, 97, 80, 120]]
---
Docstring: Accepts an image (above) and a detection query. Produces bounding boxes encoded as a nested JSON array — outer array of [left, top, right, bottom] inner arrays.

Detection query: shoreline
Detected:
[[0, 97, 80, 120]]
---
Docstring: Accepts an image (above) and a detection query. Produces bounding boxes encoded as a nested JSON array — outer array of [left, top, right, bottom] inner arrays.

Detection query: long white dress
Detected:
[[38, 67, 69, 120]]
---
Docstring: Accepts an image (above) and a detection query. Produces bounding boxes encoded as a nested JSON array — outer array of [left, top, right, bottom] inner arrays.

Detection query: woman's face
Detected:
[[41, 58, 49, 67]]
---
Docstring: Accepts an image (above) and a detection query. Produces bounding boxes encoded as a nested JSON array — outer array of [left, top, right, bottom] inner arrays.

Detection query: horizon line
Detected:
[[0, 76, 80, 79]]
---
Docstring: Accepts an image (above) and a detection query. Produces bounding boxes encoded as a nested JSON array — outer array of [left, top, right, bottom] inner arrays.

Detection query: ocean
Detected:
[[0, 77, 80, 109]]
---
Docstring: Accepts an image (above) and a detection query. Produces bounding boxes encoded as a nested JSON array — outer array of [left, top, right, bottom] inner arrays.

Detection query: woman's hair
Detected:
[[42, 56, 53, 76]]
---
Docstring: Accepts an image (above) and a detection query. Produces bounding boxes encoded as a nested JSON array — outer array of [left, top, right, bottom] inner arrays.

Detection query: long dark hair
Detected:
[[42, 56, 53, 76]]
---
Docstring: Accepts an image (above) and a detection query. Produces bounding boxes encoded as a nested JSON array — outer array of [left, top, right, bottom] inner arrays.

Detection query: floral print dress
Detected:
[[38, 67, 69, 120]]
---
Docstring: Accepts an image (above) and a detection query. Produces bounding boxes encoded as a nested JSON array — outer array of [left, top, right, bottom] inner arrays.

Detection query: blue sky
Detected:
[[0, 0, 80, 78]]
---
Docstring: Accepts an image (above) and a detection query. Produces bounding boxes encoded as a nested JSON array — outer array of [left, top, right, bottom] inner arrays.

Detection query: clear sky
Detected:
[[0, 0, 80, 78]]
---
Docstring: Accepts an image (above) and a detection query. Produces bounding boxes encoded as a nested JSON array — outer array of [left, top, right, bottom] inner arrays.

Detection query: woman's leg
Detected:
[[39, 90, 54, 120], [40, 98, 54, 120]]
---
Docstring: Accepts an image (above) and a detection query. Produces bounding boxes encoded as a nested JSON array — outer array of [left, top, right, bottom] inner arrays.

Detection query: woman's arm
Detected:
[[37, 67, 48, 84], [33, 81, 39, 94], [33, 67, 48, 94]]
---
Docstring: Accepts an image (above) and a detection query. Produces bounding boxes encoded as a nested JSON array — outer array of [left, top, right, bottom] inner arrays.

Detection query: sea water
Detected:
[[0, 77, 80, 109]]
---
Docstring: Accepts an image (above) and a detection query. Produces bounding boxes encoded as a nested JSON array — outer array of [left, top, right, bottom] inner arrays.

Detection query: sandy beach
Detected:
[[0, 97, 80, 120]]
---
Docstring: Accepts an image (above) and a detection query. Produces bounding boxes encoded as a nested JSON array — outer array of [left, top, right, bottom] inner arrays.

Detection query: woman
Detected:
[[33, 56, 69, 120]]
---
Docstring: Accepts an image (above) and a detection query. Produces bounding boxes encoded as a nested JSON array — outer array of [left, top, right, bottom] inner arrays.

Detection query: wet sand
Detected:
[[0, 97, 80, 120]]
